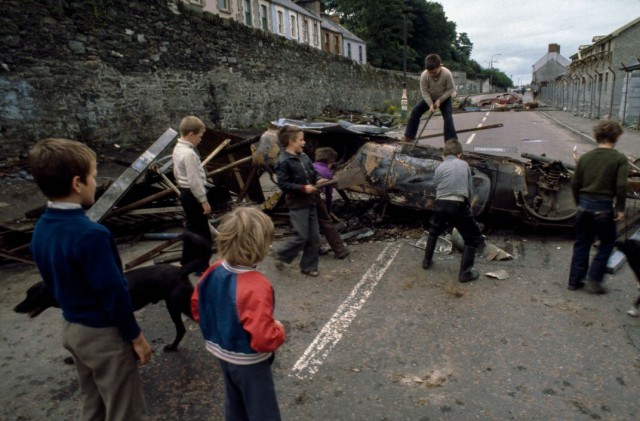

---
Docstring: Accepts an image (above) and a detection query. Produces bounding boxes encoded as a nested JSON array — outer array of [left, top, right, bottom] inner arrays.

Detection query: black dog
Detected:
[[615, 239, 640, 317], [14, 258, 203, 351]]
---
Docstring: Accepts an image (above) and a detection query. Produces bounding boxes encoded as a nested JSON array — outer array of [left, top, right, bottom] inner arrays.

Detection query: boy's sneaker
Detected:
[[271, 250, 286, 270], [319, 245, 331, 256], [585, 281, 607, 295], [335, 248, 350, 260], [567, 281, 584, 291]]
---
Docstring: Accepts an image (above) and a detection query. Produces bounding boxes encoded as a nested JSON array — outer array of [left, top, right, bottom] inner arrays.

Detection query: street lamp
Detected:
[[400, 3, 408, 119], [489, 53, 501, 92]]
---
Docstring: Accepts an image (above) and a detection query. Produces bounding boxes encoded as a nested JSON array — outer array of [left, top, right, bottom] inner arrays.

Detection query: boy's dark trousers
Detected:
[[277, 205, 320, 272], [425, 199, 483, 281], [218, 358, 281, 421], [316, 200, 347, 256], [404, 96, 456, 142], [179, 188, 212, 272], [428, 200, 483, 247]]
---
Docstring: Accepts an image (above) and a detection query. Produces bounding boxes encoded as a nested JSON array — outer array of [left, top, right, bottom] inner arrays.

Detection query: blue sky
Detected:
[[436, 0, 640, 86]]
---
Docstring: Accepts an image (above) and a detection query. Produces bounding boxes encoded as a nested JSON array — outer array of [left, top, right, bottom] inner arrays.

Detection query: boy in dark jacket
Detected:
[[192, 207, 286, 421], [273, 125, 327, 276]]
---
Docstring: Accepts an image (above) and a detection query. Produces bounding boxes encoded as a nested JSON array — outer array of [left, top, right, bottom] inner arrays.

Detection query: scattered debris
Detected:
[[486, 270, 510, 280], [1, 116, 639, 268]]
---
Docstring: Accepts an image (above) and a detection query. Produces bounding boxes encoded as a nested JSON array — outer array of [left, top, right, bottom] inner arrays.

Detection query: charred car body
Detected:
[[254, 119, 638, 227]]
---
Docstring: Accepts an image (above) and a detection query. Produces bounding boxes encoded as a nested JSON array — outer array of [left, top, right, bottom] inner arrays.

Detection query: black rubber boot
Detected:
[[422, 234, 437, 269], [458, 246, 479, 283]]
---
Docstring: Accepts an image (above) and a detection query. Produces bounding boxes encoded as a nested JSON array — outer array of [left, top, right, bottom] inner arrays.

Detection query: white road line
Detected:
[[482, 117, 487, 123], [290, 242, 403, 380], [466, 133, 476, 145]]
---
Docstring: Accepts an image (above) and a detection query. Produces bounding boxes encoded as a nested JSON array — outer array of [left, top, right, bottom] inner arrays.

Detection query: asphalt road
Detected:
[[2, 108, 640, 420]]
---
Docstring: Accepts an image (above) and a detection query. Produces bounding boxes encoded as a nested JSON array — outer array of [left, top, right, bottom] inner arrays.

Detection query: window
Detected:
[[334, 35, 339, 53], [347, 43, 352, 59], [604, 72, 609, 93], [358, 45, 363, 63], [244, 0, 252, 27], [324, 33, 329, 50], [291, 15, 297, 38], [261, 4, 268, 31], [302, 18, 309, 43], [313, 23, 319, 45], [277, 11, 284, 34], [218, 0, 229, 11]]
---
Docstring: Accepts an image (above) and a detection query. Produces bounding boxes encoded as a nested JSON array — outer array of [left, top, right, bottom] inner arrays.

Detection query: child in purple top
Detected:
[[313, 148, 349, 260]]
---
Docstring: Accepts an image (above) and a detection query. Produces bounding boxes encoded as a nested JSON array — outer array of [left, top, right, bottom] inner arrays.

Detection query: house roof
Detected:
[[532, 52, 571, 73], [570, 16, 640, 59], [270, 0, 321, 21], [321, 17, 365, 43]]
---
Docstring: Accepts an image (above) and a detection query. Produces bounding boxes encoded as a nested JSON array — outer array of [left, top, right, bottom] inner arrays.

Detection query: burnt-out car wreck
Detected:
[[254, 119, 640, 228]]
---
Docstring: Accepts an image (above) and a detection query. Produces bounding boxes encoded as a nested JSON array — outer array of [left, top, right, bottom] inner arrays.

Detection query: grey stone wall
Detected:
[[0, 0, 418, 160]]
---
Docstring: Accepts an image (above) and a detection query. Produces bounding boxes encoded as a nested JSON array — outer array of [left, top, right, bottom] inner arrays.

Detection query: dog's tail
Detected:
[[179, 258, 207, 278]]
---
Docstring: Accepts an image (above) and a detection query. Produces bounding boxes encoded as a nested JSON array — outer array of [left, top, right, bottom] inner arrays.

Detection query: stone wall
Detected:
[[0, 0, 418, 160]]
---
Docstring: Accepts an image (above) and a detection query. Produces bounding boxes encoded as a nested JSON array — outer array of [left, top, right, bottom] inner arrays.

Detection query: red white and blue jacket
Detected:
[[191, 260, 286, 365]]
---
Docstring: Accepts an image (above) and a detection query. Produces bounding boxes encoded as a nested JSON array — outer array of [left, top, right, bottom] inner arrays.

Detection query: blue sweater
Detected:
[[30, 207, 141, 341]]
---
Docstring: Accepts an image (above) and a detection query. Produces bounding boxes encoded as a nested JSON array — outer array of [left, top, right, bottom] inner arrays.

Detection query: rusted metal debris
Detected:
[[458, 92, 524, 111]]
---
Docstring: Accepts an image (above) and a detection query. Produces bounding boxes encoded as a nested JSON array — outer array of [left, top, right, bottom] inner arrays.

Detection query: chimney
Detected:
[[295, 0, 321, 15], [329, 15, 341, 24], [548, 43, 560, 54]]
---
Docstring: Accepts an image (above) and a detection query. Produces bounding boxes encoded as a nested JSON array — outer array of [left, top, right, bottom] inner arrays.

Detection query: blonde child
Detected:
[[192, 207, 286, 420]]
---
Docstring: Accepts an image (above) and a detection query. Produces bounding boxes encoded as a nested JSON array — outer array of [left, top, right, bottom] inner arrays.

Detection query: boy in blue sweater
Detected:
[[29, 138, 152, 421]]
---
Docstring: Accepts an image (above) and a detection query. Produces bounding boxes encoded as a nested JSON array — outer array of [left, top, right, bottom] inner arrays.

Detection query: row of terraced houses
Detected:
[[532, 17, 640, 127], [179, 0, 367, 64]]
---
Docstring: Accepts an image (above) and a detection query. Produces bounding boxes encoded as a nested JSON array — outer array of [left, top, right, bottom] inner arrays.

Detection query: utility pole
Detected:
[[401, 2, 408, 120], [489, 53, 501, 92]]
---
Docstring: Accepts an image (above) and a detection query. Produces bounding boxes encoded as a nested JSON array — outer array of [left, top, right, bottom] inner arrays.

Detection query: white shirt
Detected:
[[172, 139, 207, 202]]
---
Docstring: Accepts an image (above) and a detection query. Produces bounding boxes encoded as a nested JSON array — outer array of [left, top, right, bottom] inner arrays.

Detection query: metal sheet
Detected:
[[85, 128, 178, 222]]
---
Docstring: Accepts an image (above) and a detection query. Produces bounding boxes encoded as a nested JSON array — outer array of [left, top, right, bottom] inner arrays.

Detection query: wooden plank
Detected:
[[124, 236, 183, 270], [85, 128, 178, 222], [125, 206, 184, 215], [0, 249, 35, 265]]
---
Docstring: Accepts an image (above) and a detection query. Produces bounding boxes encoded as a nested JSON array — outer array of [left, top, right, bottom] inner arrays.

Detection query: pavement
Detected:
[[539, 108, 640, 151]]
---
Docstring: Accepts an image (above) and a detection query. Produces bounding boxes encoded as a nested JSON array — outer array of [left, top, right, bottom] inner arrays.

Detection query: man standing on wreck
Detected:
[[404, 54, 457, 143]]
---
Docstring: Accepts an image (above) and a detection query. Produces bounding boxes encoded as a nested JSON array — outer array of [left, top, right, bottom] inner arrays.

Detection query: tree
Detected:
[[323, 0, 405, 69], [405, 0, 456, 70], [453, 32, 472, 62], [318, 0, 502, 84], [320, 0, 458, 72]]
